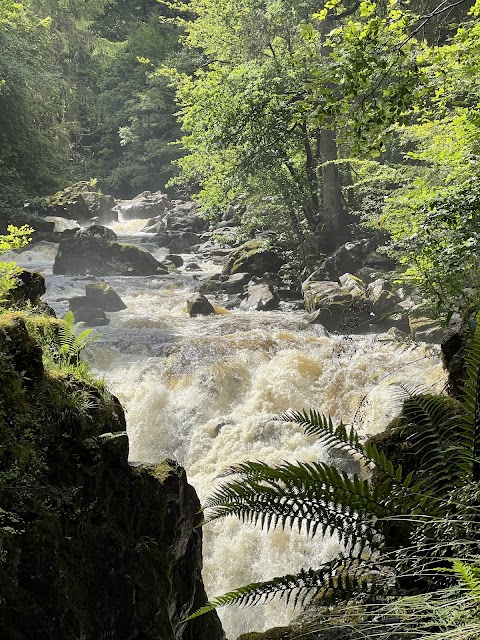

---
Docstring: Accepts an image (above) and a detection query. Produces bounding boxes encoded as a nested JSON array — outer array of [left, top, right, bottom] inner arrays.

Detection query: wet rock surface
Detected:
[[53, 235, 168, 276], [187, 293, 217, 316]]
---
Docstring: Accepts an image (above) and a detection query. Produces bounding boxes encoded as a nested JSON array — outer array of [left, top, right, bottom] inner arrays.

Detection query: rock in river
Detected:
[[53, 236, 168, 276]]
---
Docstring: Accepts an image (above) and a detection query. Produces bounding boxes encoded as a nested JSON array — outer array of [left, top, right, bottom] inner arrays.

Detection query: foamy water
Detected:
[[11, 217, 445, 638]]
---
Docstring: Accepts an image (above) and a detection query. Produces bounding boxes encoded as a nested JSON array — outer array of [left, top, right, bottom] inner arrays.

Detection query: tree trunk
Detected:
[[318, 127, 348, 252]]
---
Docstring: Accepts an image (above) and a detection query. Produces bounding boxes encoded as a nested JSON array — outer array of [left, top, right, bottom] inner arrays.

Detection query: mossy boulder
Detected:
[[46, 181, 117, 224], [53, 236, 168, 276], [0, 313, 224, 640], [408, 316, 444, 343], [85, 283, 127, 311], [223, 240, 283, 276], [6, 269, 56, 317]]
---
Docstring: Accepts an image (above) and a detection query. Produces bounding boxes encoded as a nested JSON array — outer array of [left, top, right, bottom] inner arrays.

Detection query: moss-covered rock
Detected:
[[85, 283, 127, 312], [46, 182, 117, 224], [5, 268, 52, 314], [0, 313, 224, 640], [223, 240, 283, 277]]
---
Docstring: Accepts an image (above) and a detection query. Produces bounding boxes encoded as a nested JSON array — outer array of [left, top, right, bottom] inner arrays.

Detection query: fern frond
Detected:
[[205, 460, 423, 551], [278, 409, 364, 455], [399, 394, 466, 497], [452, 559, 480, 604], [186, 557, 387, 621]]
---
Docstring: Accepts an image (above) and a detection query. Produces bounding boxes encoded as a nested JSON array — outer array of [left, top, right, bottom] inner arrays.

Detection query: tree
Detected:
[[0, 1, 69, 212], [165, 0, 360, 252]]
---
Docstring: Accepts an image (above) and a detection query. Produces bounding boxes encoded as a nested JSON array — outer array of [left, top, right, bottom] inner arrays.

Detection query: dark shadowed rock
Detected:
[[53, 236, 168, 276], [223, 240, 283, 276], [163, 254, 184, 268], [85, 283, 127, 311], [441, 315, 467, 397], [187, 293, 216, 316], [222, 272, 252, 293], [0, 316, 225, 640], [0, 210, 55, 236], [72, 306, 110, 326]]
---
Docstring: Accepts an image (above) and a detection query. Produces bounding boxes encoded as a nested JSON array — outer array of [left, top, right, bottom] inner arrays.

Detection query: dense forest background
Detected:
[[2, 0, 480, 315]]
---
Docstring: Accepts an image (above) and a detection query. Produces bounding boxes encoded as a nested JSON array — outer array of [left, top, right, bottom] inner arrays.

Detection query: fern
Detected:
[[55, 310, 98, 367], [187, 558, 387, 621]]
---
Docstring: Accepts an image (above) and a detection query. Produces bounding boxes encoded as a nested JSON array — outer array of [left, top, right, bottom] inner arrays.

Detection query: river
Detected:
[[9, 214, 445, 638]]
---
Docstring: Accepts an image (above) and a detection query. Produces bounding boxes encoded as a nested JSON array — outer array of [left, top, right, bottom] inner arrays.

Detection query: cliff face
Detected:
[[0, 312, 224, 640]]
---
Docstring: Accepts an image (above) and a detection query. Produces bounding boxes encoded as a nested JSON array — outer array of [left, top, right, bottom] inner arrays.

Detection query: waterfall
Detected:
[[13, 217, 445, 638]]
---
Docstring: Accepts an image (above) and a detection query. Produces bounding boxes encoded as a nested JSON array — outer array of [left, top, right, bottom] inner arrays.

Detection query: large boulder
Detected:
[[46, 182, 117, 224], [164, 201, 209, 233], [223, 240, 283, 276], [304, 274, 409, 333], [116, 190, 173, 220], [9, 269, 46, 304], [6, 269, 56, 316], [85, 283, 127, 311], [53, 236, 168, 276], [0, 316, 225, 640], [152, 230, 201, 253]]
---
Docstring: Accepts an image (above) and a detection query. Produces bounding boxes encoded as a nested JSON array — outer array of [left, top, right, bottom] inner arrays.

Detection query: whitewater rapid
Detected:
[[8, 218, 445, 638]]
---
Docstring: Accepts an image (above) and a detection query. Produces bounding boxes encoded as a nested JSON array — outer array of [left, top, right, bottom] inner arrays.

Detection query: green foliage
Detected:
[[0, 0, 71, 203], [164, 0, 353, 245], [0, 224, 33, 303], [85, 1, 185, 196], [39, 310, 98, 374]]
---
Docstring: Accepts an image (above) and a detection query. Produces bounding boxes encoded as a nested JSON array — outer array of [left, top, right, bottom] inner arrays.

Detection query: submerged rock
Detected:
[[0, 313, 224, 640], [53, 236, 168, 276], [71, 305, 110, 326]]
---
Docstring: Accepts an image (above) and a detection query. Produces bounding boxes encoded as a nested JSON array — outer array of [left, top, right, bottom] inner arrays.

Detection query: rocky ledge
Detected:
[[0, 309, 224, 640]]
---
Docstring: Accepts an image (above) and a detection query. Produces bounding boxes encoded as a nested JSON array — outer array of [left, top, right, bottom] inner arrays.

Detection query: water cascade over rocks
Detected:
[[7, 195, 445, 639]]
